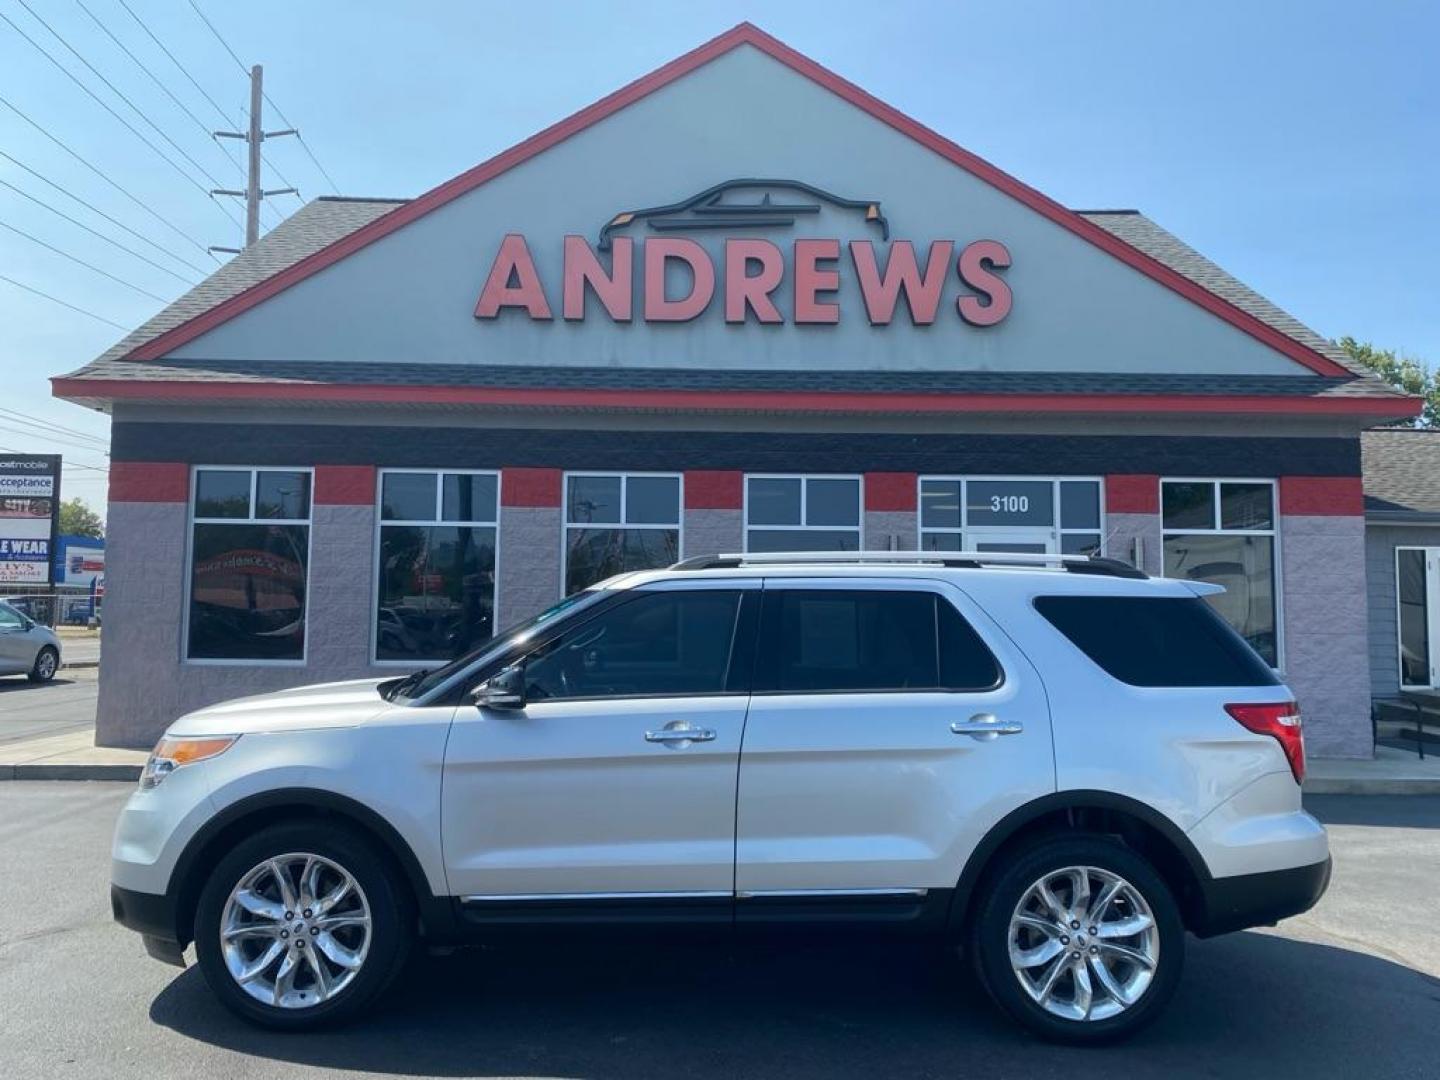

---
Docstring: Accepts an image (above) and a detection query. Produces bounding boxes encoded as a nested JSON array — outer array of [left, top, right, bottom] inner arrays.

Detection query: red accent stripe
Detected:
[[685, 470, 742, 510], [1106, 474, 1159, 514], [864, 472, 917, 512], [116, 23, 1352, 378], [502, 467, 562, 507], [109, 461, 188, 503], [51, 377, 1423, 418], [1279, 476, 1364, 516], [314, 465, 376, 506]]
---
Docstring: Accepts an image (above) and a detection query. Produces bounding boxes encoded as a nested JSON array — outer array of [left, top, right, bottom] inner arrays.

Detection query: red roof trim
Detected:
[[51, 377, 1420, 418], [122, 23, 1351, 377]]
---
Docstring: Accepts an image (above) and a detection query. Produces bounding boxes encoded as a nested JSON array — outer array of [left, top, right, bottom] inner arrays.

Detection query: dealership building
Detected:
[[53, 24, 1418, 751]]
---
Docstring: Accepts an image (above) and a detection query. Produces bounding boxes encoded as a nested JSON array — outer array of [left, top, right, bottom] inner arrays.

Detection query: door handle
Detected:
[[645, 724, 717, 744], [950, 713, 1023, 741]]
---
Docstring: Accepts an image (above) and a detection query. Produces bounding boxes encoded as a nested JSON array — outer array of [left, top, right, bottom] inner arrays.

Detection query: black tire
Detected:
[[193, 821, 413, 1029], [27, 646, 58, 683], [970, 834, 1184, 1043]]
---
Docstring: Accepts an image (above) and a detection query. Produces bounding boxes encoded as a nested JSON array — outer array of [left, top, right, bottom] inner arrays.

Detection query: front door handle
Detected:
[[645, 723, 717, 744], [950, 713, 1023, 741]]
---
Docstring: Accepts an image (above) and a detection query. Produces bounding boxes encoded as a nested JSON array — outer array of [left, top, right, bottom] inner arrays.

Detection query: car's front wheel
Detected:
[[28, 646, 58, 682], [193, 821, 413, 1028], [971, 834, 1184, 1043]]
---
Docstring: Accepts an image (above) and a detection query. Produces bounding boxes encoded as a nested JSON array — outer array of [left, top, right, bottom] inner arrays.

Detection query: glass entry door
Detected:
[[1397, 548, 1439, 688], [970, 530, 1055, 555]]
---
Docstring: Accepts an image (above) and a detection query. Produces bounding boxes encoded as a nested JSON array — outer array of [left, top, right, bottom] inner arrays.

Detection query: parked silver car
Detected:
[[0, 600, 61, 681]]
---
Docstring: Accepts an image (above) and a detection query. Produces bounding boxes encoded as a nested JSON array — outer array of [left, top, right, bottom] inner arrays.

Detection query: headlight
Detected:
[[140, 735, 237, 790]]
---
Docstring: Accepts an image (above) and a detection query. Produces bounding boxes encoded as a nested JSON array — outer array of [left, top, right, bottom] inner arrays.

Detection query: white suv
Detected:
[[111, 551, 1329, 1042]]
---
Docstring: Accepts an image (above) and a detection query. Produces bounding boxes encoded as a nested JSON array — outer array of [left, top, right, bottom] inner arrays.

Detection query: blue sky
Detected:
[[2, 0, 1435, 512]]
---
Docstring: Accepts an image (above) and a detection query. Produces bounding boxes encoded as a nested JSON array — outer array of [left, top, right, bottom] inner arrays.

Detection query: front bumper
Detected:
[[1192, 856, 1332, 937], [111, 883, 185, 965]]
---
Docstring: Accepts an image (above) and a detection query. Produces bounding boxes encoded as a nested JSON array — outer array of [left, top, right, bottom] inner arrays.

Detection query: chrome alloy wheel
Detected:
[[35, 649, 56, 679], [220, 852, 372, 1009], [1008, 865, 1160, 1022]]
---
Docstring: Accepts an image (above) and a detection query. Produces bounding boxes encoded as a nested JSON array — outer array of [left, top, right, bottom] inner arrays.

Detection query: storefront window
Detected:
[[376, 471, 498, 662], [187, 468, 311, 661], [919, 477, 1102, 555], [1397, 548, 1432, 688], [564, 473, 681, 593], [1161, 479, 1278, 667], [745, 475, 861, 552]]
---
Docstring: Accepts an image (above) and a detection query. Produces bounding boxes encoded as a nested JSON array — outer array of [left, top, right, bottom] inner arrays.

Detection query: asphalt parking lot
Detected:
[[0, 666, 97, 745], [1, 784, 1436, 1079]]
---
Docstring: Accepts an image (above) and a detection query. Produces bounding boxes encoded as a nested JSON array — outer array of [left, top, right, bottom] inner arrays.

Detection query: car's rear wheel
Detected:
[[193, 821, 412, 1028], [971, 834, 1183, 1043], [28, 646, 58, 682]]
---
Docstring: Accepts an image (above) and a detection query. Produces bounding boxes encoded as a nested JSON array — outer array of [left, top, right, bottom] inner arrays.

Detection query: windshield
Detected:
[[384, 589, 607, 703]]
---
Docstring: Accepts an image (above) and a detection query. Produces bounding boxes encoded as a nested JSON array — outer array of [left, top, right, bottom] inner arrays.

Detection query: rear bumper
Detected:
[[1192, 857, 1331, 937]]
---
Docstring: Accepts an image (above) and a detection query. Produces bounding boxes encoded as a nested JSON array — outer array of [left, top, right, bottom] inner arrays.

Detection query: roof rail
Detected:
[[669, 550, 1147, 580]]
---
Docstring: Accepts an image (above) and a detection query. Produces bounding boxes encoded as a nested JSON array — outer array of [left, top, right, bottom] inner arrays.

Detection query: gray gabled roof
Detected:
[[1363, 428, 1440, 519], [56, 198, 1405, 404]]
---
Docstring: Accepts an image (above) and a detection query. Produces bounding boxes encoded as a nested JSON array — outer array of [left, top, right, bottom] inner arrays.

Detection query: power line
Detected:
[[1, 177, 197, 285], [0, 149, 210, 276], [1, 218, 170, 303], [0, 423, 108, 455], [0, 272, 129, 330], [0, 406, 109, 447], [0, 6, 243, 231], [0, 444, 110, 473], [0, 94, 215, 259], [186, 0, 338, 193]]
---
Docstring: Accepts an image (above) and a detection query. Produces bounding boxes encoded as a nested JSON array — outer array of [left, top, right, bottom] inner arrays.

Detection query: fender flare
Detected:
[[945, 789, 1213, 937]]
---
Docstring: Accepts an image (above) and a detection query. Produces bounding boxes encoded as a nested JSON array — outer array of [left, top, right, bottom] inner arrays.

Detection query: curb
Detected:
[[0, 763, 142, 781], [1304, 778, 1440, 796], [60, 661, 99, 670]]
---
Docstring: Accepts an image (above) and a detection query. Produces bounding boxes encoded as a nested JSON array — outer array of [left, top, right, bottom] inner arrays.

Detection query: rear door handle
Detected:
[[645, 724, 717, 744], [950, 713, 1023, 740]]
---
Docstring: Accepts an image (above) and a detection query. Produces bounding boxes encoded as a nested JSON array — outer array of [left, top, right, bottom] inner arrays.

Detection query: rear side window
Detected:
[[1034, 595, 1280, 687], [760, 590, 1001, 693]]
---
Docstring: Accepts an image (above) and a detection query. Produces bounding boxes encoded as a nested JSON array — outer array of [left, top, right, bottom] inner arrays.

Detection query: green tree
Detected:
[[57, 497, 104, 539], [1338, 336, 1438, 427]]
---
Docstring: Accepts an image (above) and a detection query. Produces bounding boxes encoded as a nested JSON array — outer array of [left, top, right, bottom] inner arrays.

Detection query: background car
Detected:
[[0, 599, 62, 681]]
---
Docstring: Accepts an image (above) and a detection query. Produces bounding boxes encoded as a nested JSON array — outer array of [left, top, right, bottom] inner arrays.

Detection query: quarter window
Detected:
[[919, 477, 1102, 555], [522, 590, 744, 700], [1161, 479, 1279, 667], [745, 475, 861, 552], [376, 470, 498, 663], [758, 589, 1001, 693], [564, 473, 682, 594], [187, 468, 311, 661]]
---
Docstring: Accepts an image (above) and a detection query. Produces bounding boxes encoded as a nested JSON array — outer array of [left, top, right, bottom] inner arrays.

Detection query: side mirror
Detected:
[[470, 663, 525, 710]]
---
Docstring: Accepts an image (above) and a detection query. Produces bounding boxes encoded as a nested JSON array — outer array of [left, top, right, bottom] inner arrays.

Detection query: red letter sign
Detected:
[[850, 240, 953, 325], [724, 239, 784, 324], [644, 238, 715, 322], [956, 240, 1013, 326], [793, 239, 841, 324], [563, 236, 632, 321], [475, 234, 552, 320]]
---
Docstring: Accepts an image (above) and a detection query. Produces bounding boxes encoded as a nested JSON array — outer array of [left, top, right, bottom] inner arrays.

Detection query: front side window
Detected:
[[758, 589, 1001, 693], [522, 589, 744, 701], [377, 470, 498, 663], [0, 601, 24, 629], [1161, 479, 1278, 666], [919, 477, 1102, 555], [564, 473, 682, 594], [187, 468, 311, 661], [745, 475, 861, 552]]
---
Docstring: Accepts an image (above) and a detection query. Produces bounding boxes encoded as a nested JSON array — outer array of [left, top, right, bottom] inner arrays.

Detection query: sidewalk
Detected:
[[1303, 745, 1440, 795], [0, 727, 146, 780]]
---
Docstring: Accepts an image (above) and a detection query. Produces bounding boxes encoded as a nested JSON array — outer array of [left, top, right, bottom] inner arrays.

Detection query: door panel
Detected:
[[442, 584, 757, 898], [735, 580, 1054, 896]]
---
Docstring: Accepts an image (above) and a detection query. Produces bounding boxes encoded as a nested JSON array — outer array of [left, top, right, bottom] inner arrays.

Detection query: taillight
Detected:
[[1225, 701, 1304, 783]]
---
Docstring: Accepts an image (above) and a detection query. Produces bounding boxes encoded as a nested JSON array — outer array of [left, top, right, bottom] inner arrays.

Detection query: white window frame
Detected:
[[1160, 477, 1284, 671], [916, 475, 1106, 554], [743, 473, 865, 552], [1394, 546, 1439, 689], [182, 465, 314, 666], [371, 469, 501, 667], [562, 471, 684, 596]]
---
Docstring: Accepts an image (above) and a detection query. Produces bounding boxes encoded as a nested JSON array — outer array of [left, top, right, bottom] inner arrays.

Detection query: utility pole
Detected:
[[210, 65, 297, 254]]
